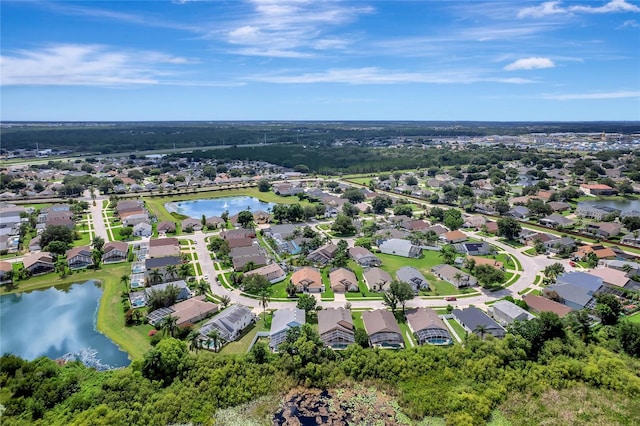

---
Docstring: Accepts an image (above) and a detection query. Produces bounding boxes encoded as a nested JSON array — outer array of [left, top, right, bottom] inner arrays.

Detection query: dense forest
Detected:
[[2, 319, 640, 426], [2, 121, 639, 154]]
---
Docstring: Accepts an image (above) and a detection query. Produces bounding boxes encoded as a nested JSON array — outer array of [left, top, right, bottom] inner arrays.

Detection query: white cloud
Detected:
[[0, 44, 197, 86], [519, 0, 640, 18], [619, 19, 640, 27], [247, 67, 534, 85], [504, 57, 555, 71], [543, 90, 640, 100]]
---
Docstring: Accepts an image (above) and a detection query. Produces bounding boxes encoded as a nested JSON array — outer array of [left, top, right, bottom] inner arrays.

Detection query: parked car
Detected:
[[445, 296, 457, 301]]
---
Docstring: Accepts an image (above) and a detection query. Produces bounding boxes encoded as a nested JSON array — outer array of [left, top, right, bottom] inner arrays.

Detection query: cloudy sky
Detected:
[[1, 0, 639, 121]]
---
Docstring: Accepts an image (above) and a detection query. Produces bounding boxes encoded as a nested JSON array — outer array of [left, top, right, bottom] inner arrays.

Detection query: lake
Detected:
[[166, 196, 276, 218], [0, 281, 130, 370], [588, 198, 640, 212]]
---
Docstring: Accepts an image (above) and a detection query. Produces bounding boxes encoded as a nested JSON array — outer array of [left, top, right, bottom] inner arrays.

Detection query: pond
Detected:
[[588, 198, 640, 212], [0, 281, 129, 370], [166, 196, 276, 218]]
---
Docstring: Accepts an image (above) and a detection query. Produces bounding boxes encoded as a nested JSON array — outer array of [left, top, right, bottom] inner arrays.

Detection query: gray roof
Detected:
[[200, 304, 254, 340], [318, 307, 354, 335], [270, 308, 305, 336], [145, 255, 182, 270], [556, 272, 603, 292], [396, 266, 427, 291], [492, 300, 534, 322], [145, 280, 190, 301], [453, 307, 505, 337]]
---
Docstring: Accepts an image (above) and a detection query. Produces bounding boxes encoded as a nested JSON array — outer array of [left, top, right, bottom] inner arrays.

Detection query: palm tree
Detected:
[[259, 288, 271, 323], [439, 246, 456, 265], [149, 268, 163, 285], [161, 315, 178, 337], [207, 329, 222, 352], [91, 249, 102, 270], [286, 281, 297, 298], [622, 264, 634, 274], [474, 324, 488, 340], [196, 279, 209, 296], [120, 274, 130, 291], [164, 264, 177, 281], [178, 263, 192, 280], [453, 272, 463, 287], [219, 295, 231, 308], [187, 330, 201, 353], [464, 257, 476, 274]]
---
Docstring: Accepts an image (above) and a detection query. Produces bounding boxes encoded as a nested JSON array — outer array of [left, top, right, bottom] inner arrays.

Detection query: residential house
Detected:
[[66, 246, 93, 269], [441, 230, 467, 244], [507, 206, 530, 219], [329, 268, 359, 293], [539, 214, 574, 229], [148, 238, 180, 258], [484, 221, 499, 234], [145, 280, 192, 303], [123, 213, 150, 227], [374, 228, 407, 245], [157, 221, 176, 234], [402, 219, 430, 232], [228, 238, 255, 249], [575, 244, 617, 261], [580, 183, 617, 196], [363, 267, 393, 292], [45, 213, 74, 229], [576, 203, 620, 220], [491, 300, 534, 326], [379, 239, 421, 258], [548, 201, 571, 212], [522, 294, 572, 318], [455, 242, 491, 256], [621, 233, 640, 247], [453, 307, 506, 338], [29, 235, 42, 252], [145, 256, 182, 282], [586, 222, 623, 238], [102, 241, 129, 263], [587, 267, 632, 290], [361, 309, 404, 349], [544, 237, 577, 254], [181, 218, 203, 232], [600, 260, 640, 275], [348, 246, 381, 267], [22, 252, 55, 275], [291, 267, 324, 293], [396, 266, 429, 292], [306, 243, 338, 265], [133, 222, 152, 237], [270, 308, 306, 351], [0, 261, 12, 284], [273, 183, 303, 196], [463, 215, 487, 230], [406, 307, 452, 345], [431, 264, 477, 288], [252, 210, 271, 224], [232, 254, 267, 272], [147, 296, 218, 327], [545, 272, 604, 310], [205, 216, 225, 229], [221, 228, 256, 240], [244, 263, 287, 283], [317, 307, 355, 349], [199, 304, 255, 342]]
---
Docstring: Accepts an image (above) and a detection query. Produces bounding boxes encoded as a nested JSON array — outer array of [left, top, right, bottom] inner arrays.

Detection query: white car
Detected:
[[203, 275, 209, 281]]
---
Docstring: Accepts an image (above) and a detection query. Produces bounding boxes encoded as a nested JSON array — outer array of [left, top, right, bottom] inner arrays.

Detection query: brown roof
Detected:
[[149, 237, 179, 248], [405, 307, 447, 333], [587, 268, 630, 288], [443, 230, 467, 241], [291, 267, 323, 290], [523, 295, 572, 318], [362, 309, 402, 335], [318, 307, 354, 335], [228, 238, 255, 249], [0, 261, 12, 272], [577, 245, 616, 259], [103, 241, 128, 254], [66, 245, 91, 259], [329, 268, 357, 291], [23, 252, 54, 269], [244, 263, 286, 281], [170, 296, 219, 326]]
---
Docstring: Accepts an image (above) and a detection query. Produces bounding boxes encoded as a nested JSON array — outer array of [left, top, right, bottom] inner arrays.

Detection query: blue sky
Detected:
[[1, 0, 639, 121]]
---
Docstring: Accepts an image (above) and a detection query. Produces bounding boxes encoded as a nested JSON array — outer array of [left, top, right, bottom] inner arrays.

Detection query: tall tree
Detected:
[[161, 315, 178, 337], [390, 280, 415, 314], [497, 217, 522, 241], [258, 288, 271, 323]]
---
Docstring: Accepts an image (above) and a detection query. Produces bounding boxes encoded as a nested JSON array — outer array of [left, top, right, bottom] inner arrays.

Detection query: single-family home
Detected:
[[621, 234, 640, 247], [361, 309, 404, 349], [491, 300, 534, 326], [576, 203, 620, 220], [244, 263, 287, 283], [585, 222, 623, 238], [545, 272, 604, 310], [406, 308, 452, 345], [28, 235, 42, 252], [205, 216, 225, 229], [467, 256, 503, 269], [587, 267, 632, 290], [507, 206, 530, 219], [133, 222, 152, 237], [102, 241, 129, 263], [22, 252, 55, 275], [157, 221, 176, 234], [270, 308, 306, 351], [306, 243, 338, 265], [318, 307, 355, 350], [291, 267, 324, 293], [396, 266, 429, 292], [548, 201, 571, 212], [374, 228, 407, 245], [66, 246, 93, 269], [544, 237, 577, 255], [181, 218, 203, 232], [455, 241, 491, 256], [221, 228, 256, 240], [379, 239, 421, 258], [431, 264, 477, 288], [348, 246, 381, 267], [232, 254, 267, 272], [453, 307, 506, 338], [402, 219, 430, 232], [441, 230, 467, 244], [463, 215, 487, 230], [362, 267, 393, 292], [0, 261, 13, 283], [329, 268, 359, 293], [522, 294, 572, 318], [575, 245, 617, 261], [199, 304, 255, 342], [147, 296, 218, 327], [539, 214, 574, 229], [580, 183, 617, 196], [145, 280, 192, 303], [123, 213, 150, 227]]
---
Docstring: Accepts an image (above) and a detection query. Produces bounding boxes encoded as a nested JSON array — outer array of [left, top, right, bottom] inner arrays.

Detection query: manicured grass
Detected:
[[378, 250, 443, 275], [523, 248, 537, 256], [497, 238, 524, 248], [398, 321, 417, 347], [447, 318, 467, 341], [73, 230, 92, 247], [96, 263, 153, 360], [269, 277, 292, 298], [627, 312, 640, 324], [351, 311, 366, 331], [219, 317, 269, 355]]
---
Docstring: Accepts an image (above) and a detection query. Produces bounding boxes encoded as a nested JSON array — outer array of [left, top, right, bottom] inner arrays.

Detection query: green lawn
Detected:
[[627, 312, 640, 324], [497, 238, 524, 248], [270, 277, 293, 299], [447, 318, 467, 341], [219, 316, 270, 355], [73, 230, 92, 247], [397, 320, 417, 347]]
